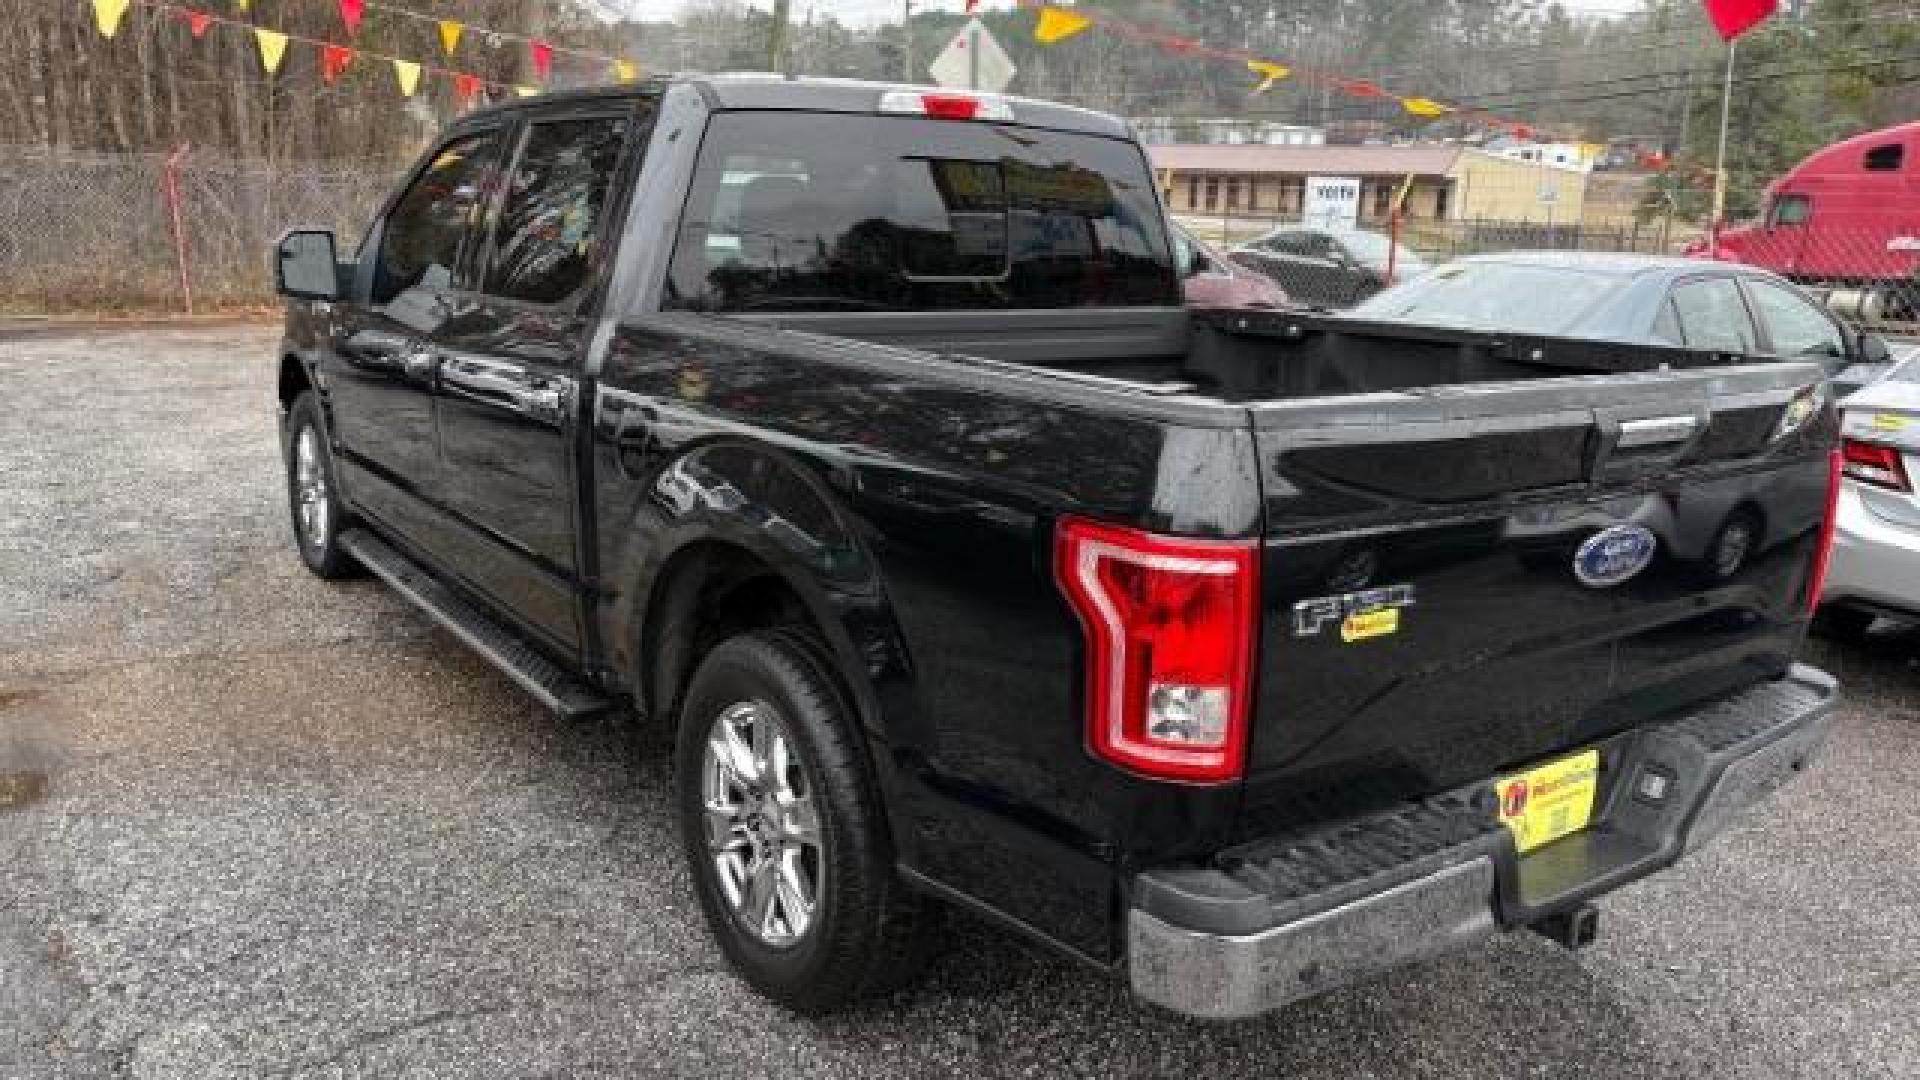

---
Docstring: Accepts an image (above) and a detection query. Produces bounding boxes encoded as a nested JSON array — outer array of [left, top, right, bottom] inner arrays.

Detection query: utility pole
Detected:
[[1709, 39, 1736, 256], [901, 0, 914, 82], [768, 0, 791, 73]]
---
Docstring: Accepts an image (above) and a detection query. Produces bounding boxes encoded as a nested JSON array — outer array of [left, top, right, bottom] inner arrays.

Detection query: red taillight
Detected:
[[1055, 518, 1259, 785], [1841, 438, 1911, 492], [1806, 449, 1843, 611]]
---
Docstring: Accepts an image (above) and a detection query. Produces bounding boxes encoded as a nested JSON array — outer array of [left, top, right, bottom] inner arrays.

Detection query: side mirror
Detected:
[[275, 229, 340, 301], [1859, 333, 1893, 364]]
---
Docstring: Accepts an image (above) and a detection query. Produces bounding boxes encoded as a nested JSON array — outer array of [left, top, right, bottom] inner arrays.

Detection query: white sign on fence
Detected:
[[1303, 175, 1361, 228], [929, 19, 1016, 93]]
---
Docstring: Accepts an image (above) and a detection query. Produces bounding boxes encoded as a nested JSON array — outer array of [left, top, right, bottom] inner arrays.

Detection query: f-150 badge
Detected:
[[1574, 524, 1657, 588], [1293, 584, 1416, 639]]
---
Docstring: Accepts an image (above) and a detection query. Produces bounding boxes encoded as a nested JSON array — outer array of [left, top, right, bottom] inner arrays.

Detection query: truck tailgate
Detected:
[[1238, 362, 1835, 837]]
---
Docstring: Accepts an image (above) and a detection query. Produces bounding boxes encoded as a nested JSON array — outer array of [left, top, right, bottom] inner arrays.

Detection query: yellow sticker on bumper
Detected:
[[1496, 748, 1600, 854], [1340, 607, 1399, 642]]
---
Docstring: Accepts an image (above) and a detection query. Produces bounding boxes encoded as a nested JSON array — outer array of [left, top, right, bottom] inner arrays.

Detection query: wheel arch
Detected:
[[610, 442, 908, 755]]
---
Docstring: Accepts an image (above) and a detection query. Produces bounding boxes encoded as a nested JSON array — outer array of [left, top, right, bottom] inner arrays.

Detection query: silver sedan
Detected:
[[1818, 351, 1920, 636]]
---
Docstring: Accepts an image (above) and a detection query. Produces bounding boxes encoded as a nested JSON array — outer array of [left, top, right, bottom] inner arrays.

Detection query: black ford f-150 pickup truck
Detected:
[[272, 77, 1840, 1018]]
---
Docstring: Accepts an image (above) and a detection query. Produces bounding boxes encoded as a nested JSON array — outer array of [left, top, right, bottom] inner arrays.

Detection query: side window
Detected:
[[1767, 193, 1811, 227], [373, 131, 501, 305], [1746, 279, 1846, 359], [1864, 143, 1904, 172], [1669, 277, 1757, 353], [482, 114, 630, 305]]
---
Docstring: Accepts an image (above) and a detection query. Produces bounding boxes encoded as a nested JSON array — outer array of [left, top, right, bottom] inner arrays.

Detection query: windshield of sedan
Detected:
[[1351, 260, 1618, 334]]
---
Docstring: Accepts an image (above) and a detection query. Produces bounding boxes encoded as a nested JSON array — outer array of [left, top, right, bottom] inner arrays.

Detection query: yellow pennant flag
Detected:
[[254, 27, 289, 74], [1247, 60, 1291, 93], [235, 0, 249, 10], [437, 20, 464, 56], [514, 85, 539, 98], [1401, 97, 1451, 118], [1034, 6, 1092, 44], [613, 59, 640, 83], [392, 58, 421, 98], [92, 0, 130, 38]]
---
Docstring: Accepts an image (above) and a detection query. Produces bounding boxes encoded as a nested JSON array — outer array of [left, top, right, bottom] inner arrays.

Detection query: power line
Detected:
[[1128, 53, 1920, 127]]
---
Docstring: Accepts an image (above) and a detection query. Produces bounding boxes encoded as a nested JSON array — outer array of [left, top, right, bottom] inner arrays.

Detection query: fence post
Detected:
[[1386, 208, 1401, 286], [162, 143, 194, 316]]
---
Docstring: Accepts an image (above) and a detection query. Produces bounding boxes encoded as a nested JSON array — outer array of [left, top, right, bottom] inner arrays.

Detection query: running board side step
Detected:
[[339, 528, 612, 719]]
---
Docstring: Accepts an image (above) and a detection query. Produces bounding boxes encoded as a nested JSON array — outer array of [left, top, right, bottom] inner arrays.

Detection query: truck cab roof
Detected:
[[461, 75, 1134, 140]]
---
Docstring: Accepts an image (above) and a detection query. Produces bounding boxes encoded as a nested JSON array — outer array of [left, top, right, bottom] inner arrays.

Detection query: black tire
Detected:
[[1811, 605, 1875, 642], [673, 628, 933, 1011], [284, 391, 360, 580]]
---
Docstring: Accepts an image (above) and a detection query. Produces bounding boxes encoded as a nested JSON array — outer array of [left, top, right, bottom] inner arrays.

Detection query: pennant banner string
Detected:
[[123, 0, 523, 95], [1017, 0, 1552, 139]]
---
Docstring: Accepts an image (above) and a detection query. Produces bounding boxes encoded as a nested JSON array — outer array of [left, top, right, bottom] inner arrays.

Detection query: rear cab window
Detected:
[[665, 112, 1179, 311]]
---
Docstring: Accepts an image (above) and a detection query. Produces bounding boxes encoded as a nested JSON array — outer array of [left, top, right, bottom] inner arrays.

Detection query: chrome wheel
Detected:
[[701, 700, 822, 948], [294, 425, 329, 546]]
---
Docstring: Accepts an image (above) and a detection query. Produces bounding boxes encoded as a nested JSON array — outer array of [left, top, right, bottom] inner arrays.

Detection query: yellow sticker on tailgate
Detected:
[[1495, 749, 1600, 854], [1872, 413, 1908, 432], [1340, 607, 1400, 642]]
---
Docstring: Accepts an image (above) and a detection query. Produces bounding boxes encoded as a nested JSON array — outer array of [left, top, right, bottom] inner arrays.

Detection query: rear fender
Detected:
[[600, 437, 914, 839]]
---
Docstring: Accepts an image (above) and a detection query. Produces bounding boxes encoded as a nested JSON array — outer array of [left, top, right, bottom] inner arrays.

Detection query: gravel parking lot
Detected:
[[2, 321, 1917, 1079]]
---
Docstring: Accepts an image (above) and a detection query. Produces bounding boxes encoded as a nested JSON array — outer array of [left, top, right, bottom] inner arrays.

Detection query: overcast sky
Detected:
[[612, 0, 1651, 25]]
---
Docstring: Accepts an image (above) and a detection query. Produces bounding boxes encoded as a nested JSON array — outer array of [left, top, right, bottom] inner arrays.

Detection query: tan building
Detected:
[[1148, 143, 1589, 226]]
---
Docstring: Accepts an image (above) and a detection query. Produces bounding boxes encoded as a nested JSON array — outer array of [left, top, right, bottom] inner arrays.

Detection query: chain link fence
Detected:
[[4, 145, 1915, 337], [0, 146, 402, 314]]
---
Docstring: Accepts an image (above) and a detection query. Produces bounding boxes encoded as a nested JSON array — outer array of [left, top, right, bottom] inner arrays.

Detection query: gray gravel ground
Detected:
[[2, 321, 1916, 1079]]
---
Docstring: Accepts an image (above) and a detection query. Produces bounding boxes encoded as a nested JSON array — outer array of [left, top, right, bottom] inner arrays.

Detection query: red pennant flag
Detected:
[[965, 0, 980, 11], [454, 72, 484, 104], [529, 39, 553, 79], [321, 44, 353, 84], [1701, 0, 1777, 40], [337, 0, 363, 35], [183, 8, 211, 37]]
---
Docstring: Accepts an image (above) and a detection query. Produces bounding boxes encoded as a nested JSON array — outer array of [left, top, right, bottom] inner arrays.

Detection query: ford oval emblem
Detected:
[[1573, 525, 1657, 588]]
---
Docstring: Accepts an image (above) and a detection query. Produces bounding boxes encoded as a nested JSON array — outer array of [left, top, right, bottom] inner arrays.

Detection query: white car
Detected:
[[1818, 355, 1920, 636]]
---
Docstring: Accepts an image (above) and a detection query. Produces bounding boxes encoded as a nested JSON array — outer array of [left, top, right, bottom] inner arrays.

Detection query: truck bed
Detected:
[[749, 306, 1747, 404]]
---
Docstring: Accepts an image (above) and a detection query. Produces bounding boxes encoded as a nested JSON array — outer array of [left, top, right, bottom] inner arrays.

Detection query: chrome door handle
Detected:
[[517, 383, 566, 418], [401, 349, 437, 378]]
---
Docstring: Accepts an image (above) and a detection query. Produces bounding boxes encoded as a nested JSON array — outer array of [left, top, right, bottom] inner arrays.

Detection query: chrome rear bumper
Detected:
[[1128, 665, 1837, 1019]]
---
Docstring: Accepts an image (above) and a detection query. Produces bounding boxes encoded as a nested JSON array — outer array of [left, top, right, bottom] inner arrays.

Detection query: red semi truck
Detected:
[[1691, 121, 1920, 320]]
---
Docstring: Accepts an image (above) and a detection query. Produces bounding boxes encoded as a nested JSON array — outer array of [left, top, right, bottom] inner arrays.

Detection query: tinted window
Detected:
[[1747, 278, 1845, 358], [373, 132, 500, 305], [483, 115, 630, 305], [1864, 143, 1904, 171], [1352, 261, 1617, 334], [1670, 277, 1756, 352], [1260, 231, 1324, 257], [665, 113, 1178, 312], [1768, 193, 1811, 226]]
